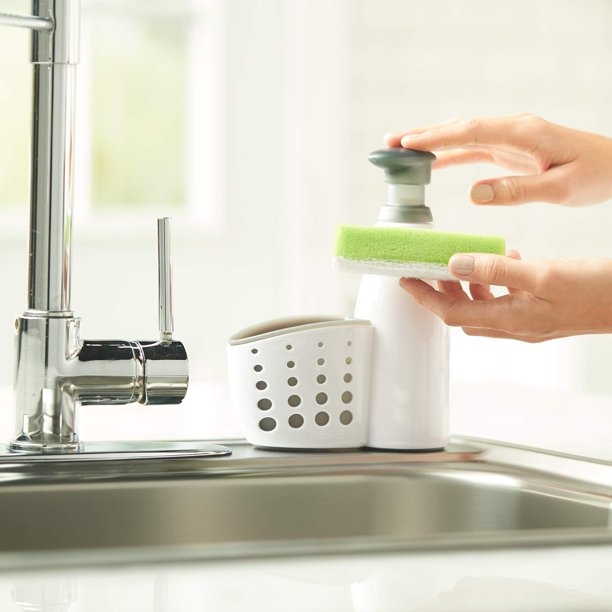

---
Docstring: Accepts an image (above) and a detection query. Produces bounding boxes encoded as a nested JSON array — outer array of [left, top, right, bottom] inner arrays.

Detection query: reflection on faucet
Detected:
[[154, 575, 168, 612], [12, 578, 76, 612], [0, 2, 189, 453]]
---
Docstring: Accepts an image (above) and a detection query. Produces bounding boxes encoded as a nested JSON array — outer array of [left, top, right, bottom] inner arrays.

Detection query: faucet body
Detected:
[[12, 316, 188, 452], [4, 0, 189, 453]]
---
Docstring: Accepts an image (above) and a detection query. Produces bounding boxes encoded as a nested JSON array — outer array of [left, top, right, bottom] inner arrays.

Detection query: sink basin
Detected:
[[1, 438, 611, 569]]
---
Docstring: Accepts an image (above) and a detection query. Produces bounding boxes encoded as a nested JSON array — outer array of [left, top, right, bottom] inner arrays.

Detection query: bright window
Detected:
[[0, 0, 224, 231], [0, 19, 29, 210], [78, 0, 224, 230], [89, 14, 189, 210]]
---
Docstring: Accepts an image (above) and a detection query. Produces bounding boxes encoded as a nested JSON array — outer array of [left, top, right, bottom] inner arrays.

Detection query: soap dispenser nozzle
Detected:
[[368, 148, 436, 224]]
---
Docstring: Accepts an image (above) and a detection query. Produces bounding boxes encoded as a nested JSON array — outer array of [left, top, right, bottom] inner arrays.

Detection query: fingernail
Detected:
[[449, 255, 474, 276], [471, 183, 495, 203]]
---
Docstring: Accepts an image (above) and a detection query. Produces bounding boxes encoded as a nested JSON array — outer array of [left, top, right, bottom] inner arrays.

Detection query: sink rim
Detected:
[[1, 521, 611, 575], [0, 435, 610, 493]]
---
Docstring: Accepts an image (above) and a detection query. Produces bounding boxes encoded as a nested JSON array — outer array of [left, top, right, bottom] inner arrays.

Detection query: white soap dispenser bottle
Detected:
[[354, 148, 449, 450]]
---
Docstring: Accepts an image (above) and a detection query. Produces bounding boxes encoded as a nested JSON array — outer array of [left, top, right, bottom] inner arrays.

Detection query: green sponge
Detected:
[[334, 225, 506, 280]]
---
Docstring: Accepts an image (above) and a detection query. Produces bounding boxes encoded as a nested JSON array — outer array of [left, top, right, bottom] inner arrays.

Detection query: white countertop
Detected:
[[450, 382, 612, 461]]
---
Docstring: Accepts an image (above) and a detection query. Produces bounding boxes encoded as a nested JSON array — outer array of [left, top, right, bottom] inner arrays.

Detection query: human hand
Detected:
[[384, 114, 612, 207], [399, 252, 612, 342]]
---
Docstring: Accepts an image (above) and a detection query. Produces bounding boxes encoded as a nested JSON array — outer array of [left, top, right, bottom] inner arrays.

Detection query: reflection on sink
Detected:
[[1, 438, 611, 569]]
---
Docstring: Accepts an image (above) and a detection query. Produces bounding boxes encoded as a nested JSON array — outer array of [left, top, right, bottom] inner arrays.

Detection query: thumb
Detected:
[[449, 253, 538, 290], [470, 170, 566, 206]]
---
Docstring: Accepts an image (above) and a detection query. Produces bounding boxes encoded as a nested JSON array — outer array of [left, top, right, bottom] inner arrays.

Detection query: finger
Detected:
[[437, 280, 470, 301], [400, 277, 518, 330], [461, 327, 539, 342], [433, 146, 540, 173], [469, 166, 569, 206], [394, 118, 461, 140], [399, 278, 457, 316], [448, 253, 540, 292], [506, 249, 522, 294], [399, 115, 544, 152], [433, 149, 495, 169], [384, 132, 403, 147], [385, 119, 464, 148], [468, 282, 494, 301]]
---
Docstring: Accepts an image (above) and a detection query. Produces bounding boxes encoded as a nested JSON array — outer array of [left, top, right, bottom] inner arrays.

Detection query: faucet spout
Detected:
[[28, 0, 80, 314]]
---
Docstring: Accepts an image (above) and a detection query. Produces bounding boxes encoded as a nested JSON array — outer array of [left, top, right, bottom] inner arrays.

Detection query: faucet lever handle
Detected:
[[157, 217, 174, 343]]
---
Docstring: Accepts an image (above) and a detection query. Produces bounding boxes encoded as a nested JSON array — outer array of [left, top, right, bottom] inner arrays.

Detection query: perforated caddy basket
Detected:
[[228, 316, 372, 449]]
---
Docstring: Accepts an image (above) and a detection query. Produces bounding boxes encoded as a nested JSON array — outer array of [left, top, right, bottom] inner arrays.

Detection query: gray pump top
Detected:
[[369, 148, 436, 224]]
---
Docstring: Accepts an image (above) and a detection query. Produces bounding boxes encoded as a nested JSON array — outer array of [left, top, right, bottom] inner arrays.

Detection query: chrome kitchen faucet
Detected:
[[0, 1, 229, 458]]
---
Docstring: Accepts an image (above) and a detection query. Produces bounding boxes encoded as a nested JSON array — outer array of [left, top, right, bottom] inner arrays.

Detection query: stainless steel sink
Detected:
[[1, 437, 612, 569]]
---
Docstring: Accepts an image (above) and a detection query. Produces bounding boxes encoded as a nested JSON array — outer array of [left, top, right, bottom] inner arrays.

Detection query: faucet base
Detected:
[[7, 439, 82, 454], [2, 440, 232, 461]]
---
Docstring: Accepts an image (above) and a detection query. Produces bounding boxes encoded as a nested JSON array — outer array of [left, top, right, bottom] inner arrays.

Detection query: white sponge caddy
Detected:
[[228, 316, 372, 450]]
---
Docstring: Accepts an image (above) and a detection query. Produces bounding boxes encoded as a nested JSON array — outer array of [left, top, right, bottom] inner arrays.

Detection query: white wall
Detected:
[[0, 0, 611, 440]]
